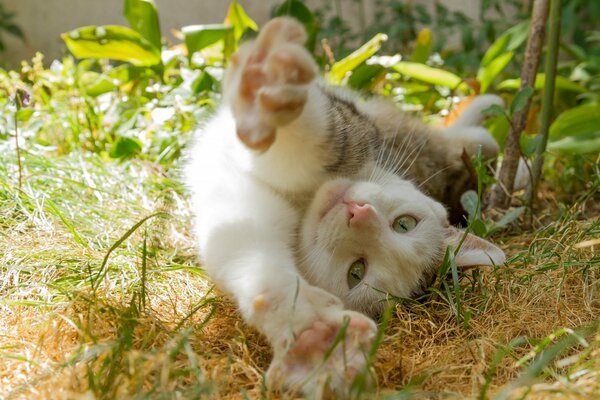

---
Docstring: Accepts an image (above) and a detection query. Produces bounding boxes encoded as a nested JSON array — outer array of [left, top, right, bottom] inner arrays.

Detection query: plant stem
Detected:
[[14, 104, 22, 189], [525, 0, 561, 207], [489, 0, 549, 210]]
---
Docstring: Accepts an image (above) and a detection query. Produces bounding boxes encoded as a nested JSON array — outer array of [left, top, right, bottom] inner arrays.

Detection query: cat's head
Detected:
[[298, 172, 505, 316]]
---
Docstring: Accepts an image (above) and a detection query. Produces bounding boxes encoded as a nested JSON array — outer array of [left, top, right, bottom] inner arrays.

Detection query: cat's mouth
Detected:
[[318, 182, 352, 219]]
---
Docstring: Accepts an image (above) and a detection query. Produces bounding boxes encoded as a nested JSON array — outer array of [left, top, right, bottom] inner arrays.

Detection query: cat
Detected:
[[185, 17, 505, 397]]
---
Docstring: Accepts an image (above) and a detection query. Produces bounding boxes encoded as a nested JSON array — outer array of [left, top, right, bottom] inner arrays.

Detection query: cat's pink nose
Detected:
[[345, 201, 374, 225]]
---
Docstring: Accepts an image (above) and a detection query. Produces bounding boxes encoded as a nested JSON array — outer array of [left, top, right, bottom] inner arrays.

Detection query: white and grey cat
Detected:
[[186, 17, 505, 396]]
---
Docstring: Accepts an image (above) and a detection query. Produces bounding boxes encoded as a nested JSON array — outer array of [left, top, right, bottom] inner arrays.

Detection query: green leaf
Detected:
[[62, 25, 161, 66], [78, 71, 116, 97], [124, 0, 162, 49], [347, 63, 386, 90], [510, 86, 534, 115], [392, 61, 469, 92], [487, 113, 510, 150], [477, 51, 513, 93], [411, 28, 432, 63], [481, 20, 529, 67], [548, 131, 600, 154], [497, 74, 586, 93], [520, 134, 543, 157], [460, 190, 479, 220], [182, 24, 233, 58], [16, 109, 34, 122], [273, 0, 317, 51], [110, 136, 143, 158], [225, 0, 258, 41], [329, 33, 387, 84], [470, 219, 488, 238], [491, 207, 525, 232], [191, 71, 216, 94], [549, 103, 600, 140], [481, 104, 507, 118]]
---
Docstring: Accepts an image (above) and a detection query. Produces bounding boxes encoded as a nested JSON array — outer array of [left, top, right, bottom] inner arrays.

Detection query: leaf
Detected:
[[273, 0, 317, 51], [225, 0, 258, 41], [481, 20, 529, 67], [470, 219, 488, 238], [411, 28, 432, 63], [460, 190, 479, 220], [547, 131, 600, 154], [347, 63, 386, 90], [549, 103, 600, 140], [191, 71, 216, 94], [497, 74, 586, 93], [510, 86, 534, 115], [16, 109, 34, 122], [520, 134, 543, 157], [392, 62, 469, 92], [62, 25, 161, 66], [124, 0, 162, 49], [477, 51, 513, 93], [78, 71, 116, 97], [481, 104, 507, 118], [182, 24, 233, 58], [110, 136, 143, 158], [329, 33, 387, 83], [492, 207, 525, 232]]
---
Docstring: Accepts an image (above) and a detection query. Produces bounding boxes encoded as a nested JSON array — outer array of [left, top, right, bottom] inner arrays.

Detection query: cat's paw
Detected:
[[267, 310, 377, 397], [226, 17, 317, 151]]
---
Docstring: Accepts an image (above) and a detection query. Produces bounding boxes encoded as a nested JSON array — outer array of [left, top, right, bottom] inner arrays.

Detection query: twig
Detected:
[[489, 0, 550, 210], [525, 0, 562, 207]]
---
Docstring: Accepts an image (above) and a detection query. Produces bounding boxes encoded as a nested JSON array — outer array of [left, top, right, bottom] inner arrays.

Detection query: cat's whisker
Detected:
[[375, 129, 417, 185], [373, 129, 409, 184], [368, 135, 390, 182], [382, 132, 429, 186], [398, 136, 430, 178], [418, 164, 454, 189], [383, 129, 417, 181]]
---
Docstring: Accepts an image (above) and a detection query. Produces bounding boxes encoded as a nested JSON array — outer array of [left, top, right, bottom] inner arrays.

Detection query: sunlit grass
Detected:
[[1, 133, 598, 399]]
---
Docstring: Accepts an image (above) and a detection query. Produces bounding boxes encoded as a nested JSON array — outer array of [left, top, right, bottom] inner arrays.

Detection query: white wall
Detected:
[[1, 0, 483, 68]]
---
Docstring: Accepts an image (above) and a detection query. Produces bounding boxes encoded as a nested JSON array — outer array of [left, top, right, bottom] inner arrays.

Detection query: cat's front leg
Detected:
[[194, 187, 377, 396], [223, 17, 317, 152], [209, 248, 378, 396], [253, 278, 378, 396]]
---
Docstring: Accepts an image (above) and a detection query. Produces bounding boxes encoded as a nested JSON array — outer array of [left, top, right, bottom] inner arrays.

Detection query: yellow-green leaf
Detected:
[[124, 0, 162, 49], [392, 62, 469, 92], [62, 25, 161, 66], [411, 28, 432, 63], [481, 20, 529, 67], [182, 24, 233, 57], [549, 103, 600, 140], [225, 0, 258, 41], [496, 74, 585, 93], [477, 51, 513, 93], [329, 33, 387, 84]]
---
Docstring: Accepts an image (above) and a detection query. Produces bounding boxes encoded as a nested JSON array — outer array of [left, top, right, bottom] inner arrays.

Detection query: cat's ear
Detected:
[[444, 226, 506, 267]]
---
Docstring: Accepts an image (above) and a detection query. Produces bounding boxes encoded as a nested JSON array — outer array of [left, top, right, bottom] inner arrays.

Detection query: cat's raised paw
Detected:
[[226, 17, 317, 151], [267, 310, 377, 397]]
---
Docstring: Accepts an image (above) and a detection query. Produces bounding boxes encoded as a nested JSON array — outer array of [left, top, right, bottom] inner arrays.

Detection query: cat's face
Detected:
[[298, 171, 504, 316]]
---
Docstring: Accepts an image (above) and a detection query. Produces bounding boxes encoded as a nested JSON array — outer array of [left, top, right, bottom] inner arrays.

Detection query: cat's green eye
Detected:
[[347, 259, 366, 289], [392, 215, 418, 233]]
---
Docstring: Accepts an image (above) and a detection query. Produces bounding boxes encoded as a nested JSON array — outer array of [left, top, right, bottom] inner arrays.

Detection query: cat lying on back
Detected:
[[186, 17, 505, 396]]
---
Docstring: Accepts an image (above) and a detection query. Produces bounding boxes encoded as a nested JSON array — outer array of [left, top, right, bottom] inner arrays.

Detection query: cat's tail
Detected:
[[449, 94, 504, 128]]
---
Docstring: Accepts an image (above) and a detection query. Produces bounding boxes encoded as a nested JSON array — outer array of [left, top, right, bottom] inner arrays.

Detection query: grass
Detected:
[[1, 126, 599, 399], [0, 47, 599, 399]]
